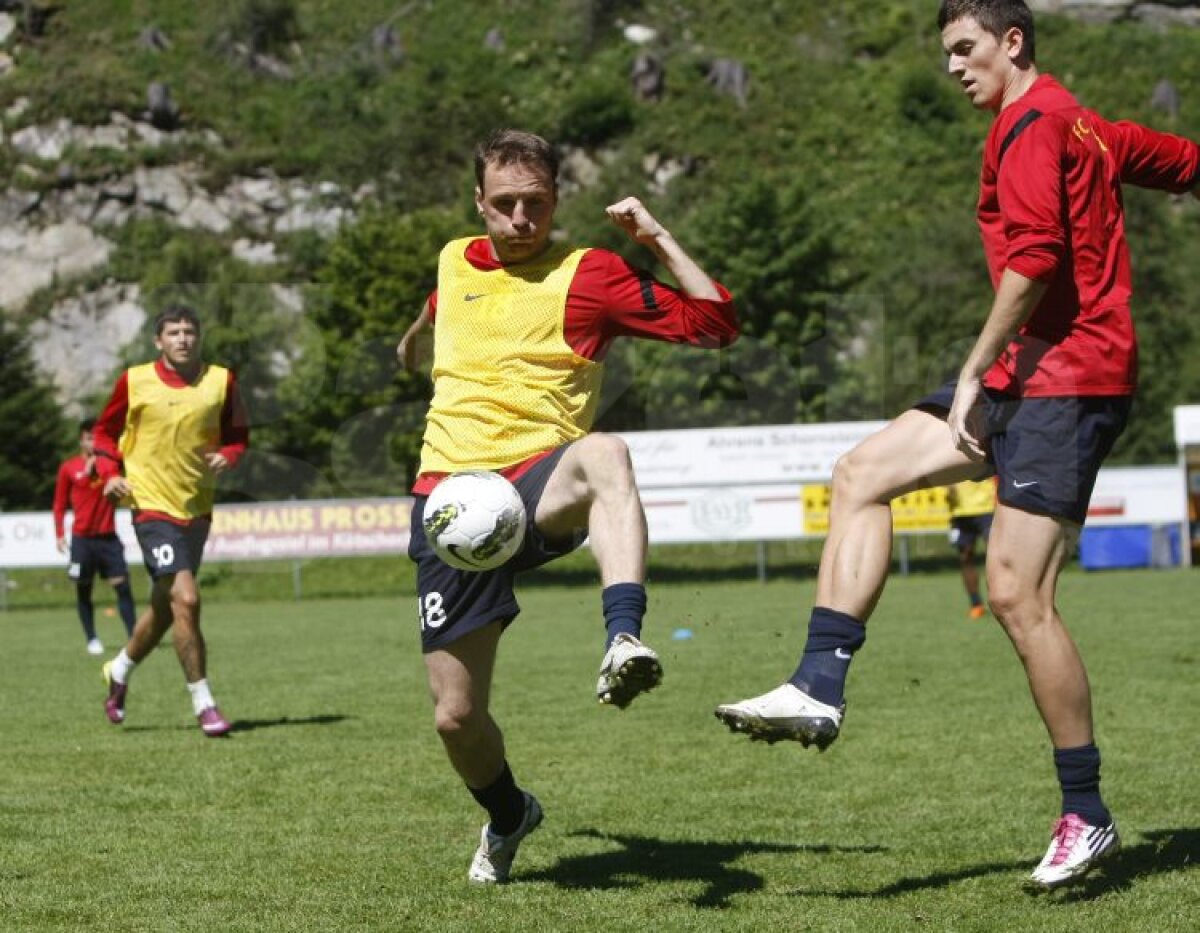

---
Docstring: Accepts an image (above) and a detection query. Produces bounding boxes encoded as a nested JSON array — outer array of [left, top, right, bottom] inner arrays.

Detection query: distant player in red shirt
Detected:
[[716, 0, 1200, 890], [53, 418, 137, 654]]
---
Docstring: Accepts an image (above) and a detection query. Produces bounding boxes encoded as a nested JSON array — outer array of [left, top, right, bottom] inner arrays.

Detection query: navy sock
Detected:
[[75, 583, 96, 640], [969, 592, 983, 607], [114, 581, 137, 636], [787, 607, 866, 707], [602, 582, 646, 649], [468, 762, 526, 836], [1054, 744, 1111, 826]]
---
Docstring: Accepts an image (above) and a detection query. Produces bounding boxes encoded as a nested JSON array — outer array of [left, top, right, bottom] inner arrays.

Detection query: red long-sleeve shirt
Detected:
[[428, 239, 738, 358], [52, 455, 116, 538], [92, 359, 250, 524], [979, 74, 1200, 397]]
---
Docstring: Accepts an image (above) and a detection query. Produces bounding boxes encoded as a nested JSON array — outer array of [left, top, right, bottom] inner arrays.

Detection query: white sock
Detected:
[[110, 649, 136, 684], [186, 679, 216, 715]]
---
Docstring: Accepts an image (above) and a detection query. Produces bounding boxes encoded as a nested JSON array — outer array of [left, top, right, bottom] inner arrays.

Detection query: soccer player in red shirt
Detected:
[[716, 0, 1199, 889], [397, 129, 737, 883], [53, 418, 137, 654]]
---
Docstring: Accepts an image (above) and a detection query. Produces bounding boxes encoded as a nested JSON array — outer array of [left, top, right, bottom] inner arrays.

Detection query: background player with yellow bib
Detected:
[[93, 305, 250, 737], [947, 477, 997, 619], [397, 129, 738, 884]]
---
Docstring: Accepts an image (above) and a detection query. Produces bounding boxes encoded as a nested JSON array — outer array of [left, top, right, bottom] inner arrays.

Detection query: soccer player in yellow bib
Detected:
[[93, 306, 250, 737], [947, 478, 997, 619], [397, 129, 738, 883]]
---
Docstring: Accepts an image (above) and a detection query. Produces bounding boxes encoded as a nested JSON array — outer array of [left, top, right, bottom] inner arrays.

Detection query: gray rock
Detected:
[[705, 58, 749, 108], [29, 284, 146, 413], [631, 52, 665, 102], [146, 82, 179, 131], [136, 25, 171, 52]]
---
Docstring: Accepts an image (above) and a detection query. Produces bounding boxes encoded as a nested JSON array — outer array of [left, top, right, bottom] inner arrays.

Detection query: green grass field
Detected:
[[2, 560, 1197, 931]]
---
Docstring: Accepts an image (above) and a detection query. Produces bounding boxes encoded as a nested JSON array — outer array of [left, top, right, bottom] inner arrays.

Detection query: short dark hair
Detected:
[[79, 417, 96, 433], [938, 0, 1036, 63], [154, 304, 201, 335], [474, 129, 559, 194]]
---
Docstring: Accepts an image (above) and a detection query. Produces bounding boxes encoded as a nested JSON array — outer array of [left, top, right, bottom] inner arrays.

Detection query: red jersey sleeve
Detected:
[[1107, 120, 1200, 193], [218, 370, 250, 468], [52, 461, 71, 537], [93, 372, 129, 480], [998, 120, 1067, 283], [563, 249, 738, 360]]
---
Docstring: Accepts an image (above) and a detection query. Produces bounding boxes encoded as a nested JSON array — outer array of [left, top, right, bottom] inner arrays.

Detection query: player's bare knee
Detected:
[[831, 449, 883, 507], [581, 433, 636, 492], [171, 588, 200, 616], [433, 698, 483, 743]]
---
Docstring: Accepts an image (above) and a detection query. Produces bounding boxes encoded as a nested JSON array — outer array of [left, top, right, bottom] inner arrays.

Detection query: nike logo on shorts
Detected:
[[1013, 480, 1038, 488]]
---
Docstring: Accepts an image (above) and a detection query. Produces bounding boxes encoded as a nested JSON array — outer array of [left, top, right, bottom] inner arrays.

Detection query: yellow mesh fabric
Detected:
[[120, 363, 228, 519], [948, 479, 996, 518], [419, 237, 603, 472]]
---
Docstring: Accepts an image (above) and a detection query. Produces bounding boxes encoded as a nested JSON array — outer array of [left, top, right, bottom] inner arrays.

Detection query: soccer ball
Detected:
[[422, 471, 527, 572]]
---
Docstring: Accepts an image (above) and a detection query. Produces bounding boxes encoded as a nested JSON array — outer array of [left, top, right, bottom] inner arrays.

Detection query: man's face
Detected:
[[155, 320, 200, 371], [942, 16, 1021, 112], [475, 160, 557, 264], [79, 429, 94, 457]]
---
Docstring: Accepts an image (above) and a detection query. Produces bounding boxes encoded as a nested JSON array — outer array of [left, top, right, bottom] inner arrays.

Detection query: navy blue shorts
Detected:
[[67, 534, 129, 584], [133, 518, 211, 579], [409, 446, 585, 653], [916, 381, 1131, 525], [949, 514, 992, 552]]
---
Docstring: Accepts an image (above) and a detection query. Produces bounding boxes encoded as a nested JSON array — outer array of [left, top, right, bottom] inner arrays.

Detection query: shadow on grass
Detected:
[[1047, 827, 1200, 902], [528, 828, 887, 909], [230, 713, 350, 733], [122, 713, 350, 734], [790, 826, 1198, 901]]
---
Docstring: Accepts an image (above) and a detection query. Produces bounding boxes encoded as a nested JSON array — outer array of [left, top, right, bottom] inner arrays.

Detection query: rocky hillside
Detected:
[[2, 0, 1199, 501]]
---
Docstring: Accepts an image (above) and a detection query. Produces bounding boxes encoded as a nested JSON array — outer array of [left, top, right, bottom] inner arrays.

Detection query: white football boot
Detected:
[[714, 683, 844, 749], [596, 633, 662, 709], [468, 792, 543, 884], [1029, 813, 1119, 889]]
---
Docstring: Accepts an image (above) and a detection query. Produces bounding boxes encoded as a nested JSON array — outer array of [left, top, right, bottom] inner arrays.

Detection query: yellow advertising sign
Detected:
[[802, 484, 951, 535]]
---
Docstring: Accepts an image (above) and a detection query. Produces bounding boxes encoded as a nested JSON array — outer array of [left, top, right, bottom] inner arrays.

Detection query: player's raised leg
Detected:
[[425, 620, 543, 883], [535, 433, 662, 708], [715, 407, 980, 746]]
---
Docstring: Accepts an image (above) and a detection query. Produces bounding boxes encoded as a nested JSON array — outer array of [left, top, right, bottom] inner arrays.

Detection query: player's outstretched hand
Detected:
[[947, 379, 988, 461], [606, 196, 666, 245], [103, 476, 132, 502]]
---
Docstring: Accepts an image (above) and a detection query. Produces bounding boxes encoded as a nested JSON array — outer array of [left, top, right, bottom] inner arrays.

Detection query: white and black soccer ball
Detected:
[[422, 471, 527, 572]]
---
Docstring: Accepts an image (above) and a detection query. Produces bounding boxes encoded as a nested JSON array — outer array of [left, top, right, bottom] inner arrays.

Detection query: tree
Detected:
[[271, 206, 473, 495], [0, 317, 69, 510]]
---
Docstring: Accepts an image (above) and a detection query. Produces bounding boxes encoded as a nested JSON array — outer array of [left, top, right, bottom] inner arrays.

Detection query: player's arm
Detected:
[[949, 125, 1060, 459], [605, 197, 722, 300], [396, 296, 434, 373], [948, 270, 1049, 459], [1106, 119, 1200, 194], [206, 370, 250, 475], [52, 463, 70, 551], [93, 372, 131, 500]]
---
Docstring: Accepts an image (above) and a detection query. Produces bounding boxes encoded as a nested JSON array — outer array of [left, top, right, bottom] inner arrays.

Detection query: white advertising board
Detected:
[[618, 422, 887, 488], [2, 427, 1186, 567], [641, 484, 803, 544], [1082, 466, 1184, 527], [1173, 405, 1200, 448]]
